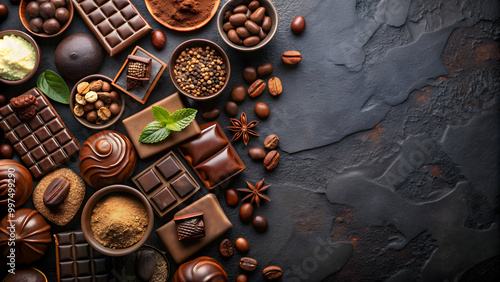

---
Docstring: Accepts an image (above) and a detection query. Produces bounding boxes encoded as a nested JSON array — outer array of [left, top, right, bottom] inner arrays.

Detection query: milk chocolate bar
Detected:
[[174, 212, 205, 241], [72, 0, 153, 56], [0, 88, 80, 178]]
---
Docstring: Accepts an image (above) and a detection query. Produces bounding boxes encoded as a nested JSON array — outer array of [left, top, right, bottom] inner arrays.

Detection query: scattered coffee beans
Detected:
[[268, 77, 283, 96], [282, 50, 302, 65], [253, 215, 268, 233], [254, 102, 270, 119], [151, 30, 166, 49], [291, 16, 306, 35], [248, 147, 266, 160], [202, 108, 220, 121], [225, 101, 239, 117], [235, 237, 250, 253], [239, 202, 254, 223], [225, 188, 239, 207], [257, 63, 273, 77], [263, 150, 280, 170], [263, 265, 283, 280], [239, 257, 258, 271], [230, 85, 247, 103], [242, 66, 258, 83], [248, 79, 266, 97], [223, 1, 272, 47], [264, 134, 279, 150], [236, 274, 248, 282]]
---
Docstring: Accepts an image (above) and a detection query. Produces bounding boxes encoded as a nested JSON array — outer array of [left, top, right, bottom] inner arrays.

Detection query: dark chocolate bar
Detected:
[[0, 88, 80, 178], [72, 0, 153, 56], [174, 212, 205, 241]]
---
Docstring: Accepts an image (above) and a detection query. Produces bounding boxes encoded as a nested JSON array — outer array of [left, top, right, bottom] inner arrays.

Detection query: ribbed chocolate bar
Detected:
[[54, 231, 115, 282], [0, 88, 80, 178], [174, 212, 205, 241], [72, 0, 153, 56]]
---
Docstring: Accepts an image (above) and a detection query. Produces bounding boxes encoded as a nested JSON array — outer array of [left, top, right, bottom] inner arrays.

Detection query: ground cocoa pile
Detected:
[[91, 193, 148, 249], [148, 0, 216, 28]]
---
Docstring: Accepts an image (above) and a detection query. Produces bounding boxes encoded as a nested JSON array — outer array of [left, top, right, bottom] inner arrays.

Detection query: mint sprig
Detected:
[[139, 106, 197, 143]]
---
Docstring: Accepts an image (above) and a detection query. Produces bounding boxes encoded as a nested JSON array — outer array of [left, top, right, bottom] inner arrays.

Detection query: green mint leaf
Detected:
[[36, 70, 70, 104], [165, 108, 197, 131], [139, 121, 170, 143], [151, 106, 170, 124]]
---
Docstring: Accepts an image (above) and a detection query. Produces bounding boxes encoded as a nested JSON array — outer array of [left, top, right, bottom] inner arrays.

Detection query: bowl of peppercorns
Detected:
[[69, 74, 125, 130], [168, 39, 231, 101]]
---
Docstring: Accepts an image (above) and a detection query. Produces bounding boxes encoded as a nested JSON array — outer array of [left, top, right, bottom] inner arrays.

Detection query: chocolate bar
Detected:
[[132, 151, 201, 217], [54, 231, 115, 282], [178, 122, 246, 190], [0, 88, 80, 178], [174, 212, 205, 241], [72, 0, 153, 56], [126, 55, 151, 90], [156, 194, 233, 264], [122, 93, 200, 159]]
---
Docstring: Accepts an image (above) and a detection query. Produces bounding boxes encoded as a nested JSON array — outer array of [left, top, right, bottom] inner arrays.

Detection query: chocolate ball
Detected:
[[235, 237, 250, 253], [0, 160, 33, 209], [39, 2, 55, 19], [0, 94, 7, 105], [50, 0, 65, 8], [55, 33, 104, 80], [79, 130, 137, 189], [0, 144, 13, 158], [173, 256, 228, 282], [29, 17, 44, 33], [4, 268, 47, 282], [0, 209, 51, 264], [252, 215, 268, 233], [55, 7, 69, 23], [0, 4, 8, 22], [26, 1, 40, 18], [43, 18, 60, 34]]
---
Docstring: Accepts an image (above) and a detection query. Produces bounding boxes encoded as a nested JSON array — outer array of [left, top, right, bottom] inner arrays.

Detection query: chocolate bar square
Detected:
[[171, 173, 197, 198], [152, 187, 177, 211], [155, 155, 181, 180], [174, 212, 205, 241]]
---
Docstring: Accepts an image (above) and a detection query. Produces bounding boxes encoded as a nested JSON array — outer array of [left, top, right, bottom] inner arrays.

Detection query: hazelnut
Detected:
[[75, 94, 87, 105], [89, 80, 103, 92], [85, 91, 98, 103], [109, 91, 118, 102], [94, 100, 104, 109], [97, 107, 111, 120], [101, 81, 112, 92], [97, 92, 112, 103], [86, 111, 97, 122], [73, 105, 84, 117], [83, 103, 94, 112], [77, 82, 90, 94], [109, 103, 120, 115]]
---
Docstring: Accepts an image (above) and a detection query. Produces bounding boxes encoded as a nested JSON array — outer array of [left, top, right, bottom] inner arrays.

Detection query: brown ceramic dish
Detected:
[[168, 39, 231, 102], [0, 30, 41, 85], [69, 74, 125, 130], [19, 0, 74, 38], [217, 0, 278, 52], [81, 185, 154, 257]]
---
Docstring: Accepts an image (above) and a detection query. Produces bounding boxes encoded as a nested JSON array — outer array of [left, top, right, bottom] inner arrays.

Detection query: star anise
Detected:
[[237, 179, 270, 207], [228, 112, 259, 145]]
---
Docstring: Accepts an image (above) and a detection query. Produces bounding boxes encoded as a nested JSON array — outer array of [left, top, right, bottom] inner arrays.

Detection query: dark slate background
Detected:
[[1, 0, 499, 281]]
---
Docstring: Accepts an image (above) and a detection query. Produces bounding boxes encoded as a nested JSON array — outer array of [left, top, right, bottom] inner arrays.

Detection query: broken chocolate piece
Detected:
[[174, 212, 205, 241]]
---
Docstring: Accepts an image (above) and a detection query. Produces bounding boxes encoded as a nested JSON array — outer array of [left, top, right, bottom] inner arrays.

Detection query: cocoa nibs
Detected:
[[174, 46, 226, 97], [90, 193, 148, 249]]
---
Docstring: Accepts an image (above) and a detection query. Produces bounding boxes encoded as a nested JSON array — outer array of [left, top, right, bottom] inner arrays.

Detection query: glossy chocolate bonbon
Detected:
[[179, 122, 246, 190], [79, 130, 137, 189], [132, 151, 200, 217], [173, 256, 228, 282], [54, 231, 115, 282], [0, 88, 80, 178], [71, 0, 153, 56], [0, 159, 33, 209]]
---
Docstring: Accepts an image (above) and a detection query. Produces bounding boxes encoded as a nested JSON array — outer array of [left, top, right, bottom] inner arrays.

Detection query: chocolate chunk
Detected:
[[155, 155, 181, 179], [152, 187, 177, 211], [174, 212, 205, 241], [171, 173, 196, 198], [137, 169, 162, 193]]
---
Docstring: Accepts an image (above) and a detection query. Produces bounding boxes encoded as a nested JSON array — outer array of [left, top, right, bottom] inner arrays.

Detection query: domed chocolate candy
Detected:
[[0, 159, 33, 209], [173, 256, 228, 282], [79, 130, 137, 189], [0, 209, 52, 264]]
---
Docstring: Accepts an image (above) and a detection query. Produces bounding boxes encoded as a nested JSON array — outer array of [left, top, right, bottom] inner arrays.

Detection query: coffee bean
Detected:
[[0, 144, 13, 158], [223, 21, 235, 32], [239, 203, 254, 223], [202, 108, 220, 121], [236, 274, 248, 282], [250, 7, 266, 25], [263, 134, 279, 150], [291, 16, 306, 35], [263, 265, 283, 280], [248, 0, 260, 11], [240, 257, 258, 272], [151, 30, 166, 49], [257, 63, 273, 77], [235, 237, 250, 253], [225, 101, 239, 117], [253, 215, 268, 233], [224, 10, 233, 21], [248, 79, 266, 97], [236, 26, 251, 38], [233, 5, 248, 14], [259, 28, 267, 40], [243, 36, 260, 47], [262, 16, 272, 32], [248, 147, 266, 160], [245, 20, 260, 34], [43, 177, 70, 208], [282, 50, 302, 65], [242, 66, 257, 84], [263, 150, 280, 170], [230, 85, 247, 103], [228, 29, 241, 44], [225, 188, 239, 207], [229, 13, 247, 26], [254, 102, 270, 119], [268, 77, 283, 96], [219, 238, 234, 258]]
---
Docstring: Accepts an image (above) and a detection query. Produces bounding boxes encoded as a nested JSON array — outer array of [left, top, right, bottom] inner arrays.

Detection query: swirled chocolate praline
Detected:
[[79, 130, 137, 189], [0, 159, 33, 209]]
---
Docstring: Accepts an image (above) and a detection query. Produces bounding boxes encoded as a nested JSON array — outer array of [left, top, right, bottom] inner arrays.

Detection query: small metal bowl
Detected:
[[0, 30, 41, 85], [19, 0, 74, 38], [217, 0, 279, 52], [69, 74, 125, 130], [81, 185, 154, 257]]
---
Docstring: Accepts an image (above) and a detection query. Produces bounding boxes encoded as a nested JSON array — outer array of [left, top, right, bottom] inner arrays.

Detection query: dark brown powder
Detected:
[[148, 0, 216, 28]]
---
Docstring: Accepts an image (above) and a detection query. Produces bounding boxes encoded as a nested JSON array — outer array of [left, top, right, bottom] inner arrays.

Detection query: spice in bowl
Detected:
[[73, 79, 120, 125], [173, 46, 227, 97], [90, 192, 148, 249], [0, 35, 36, 81]]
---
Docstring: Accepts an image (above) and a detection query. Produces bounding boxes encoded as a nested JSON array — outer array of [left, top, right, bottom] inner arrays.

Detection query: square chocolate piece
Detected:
[[136, 169, 162, 193], [155, 155, 181, 180], [171, 173, 196, 198], [152, 188, 177, 211], [174, 212, 205, 241]]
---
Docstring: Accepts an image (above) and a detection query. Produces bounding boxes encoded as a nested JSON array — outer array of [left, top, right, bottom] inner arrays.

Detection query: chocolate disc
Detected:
[[0, 160, 33, 209]]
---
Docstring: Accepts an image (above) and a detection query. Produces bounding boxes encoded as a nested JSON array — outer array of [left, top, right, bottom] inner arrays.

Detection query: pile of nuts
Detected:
[[73, 79, 120, 125], [173, 46, 227, 97]]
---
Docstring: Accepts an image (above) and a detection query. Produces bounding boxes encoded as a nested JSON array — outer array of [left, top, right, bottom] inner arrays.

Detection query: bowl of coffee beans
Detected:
[[168, 39, 231, 101], [217, 0, 278, 52], [70, 74, 125, 130]]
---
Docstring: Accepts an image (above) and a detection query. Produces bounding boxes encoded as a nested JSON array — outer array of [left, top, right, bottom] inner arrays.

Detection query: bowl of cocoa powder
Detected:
[[81, 185, 154, 256]]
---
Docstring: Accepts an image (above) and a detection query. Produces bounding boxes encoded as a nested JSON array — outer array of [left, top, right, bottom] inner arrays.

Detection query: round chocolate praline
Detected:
[[173, 256, 228, 282], [30, 17, 44, 33], [26, 1, 40, 18], [0, 159, 33, 209], [4, 268, 47, 282], [79, 130, 137, 189]]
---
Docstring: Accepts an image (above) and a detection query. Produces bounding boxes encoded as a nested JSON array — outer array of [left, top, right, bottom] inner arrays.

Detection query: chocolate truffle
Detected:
[[0, 209, 52, 264], [79, 130, 137, 189], [173, 256, 228, 282], [3, 268, 47, 282], [0, 159, 33, 209]]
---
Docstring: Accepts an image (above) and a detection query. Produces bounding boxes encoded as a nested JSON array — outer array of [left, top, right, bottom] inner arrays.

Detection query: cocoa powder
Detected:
[[148, 0, 217, 28], [90, 193, 148, 249]]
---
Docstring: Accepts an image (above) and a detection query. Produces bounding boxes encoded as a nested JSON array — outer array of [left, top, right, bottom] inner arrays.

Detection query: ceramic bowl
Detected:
[[168, 39, 231, 101], [81, 185, 154, 257], [0, 30, 41, 85], [217, 0, 278, 52], [19, 0, 74, 38], [69, 74, 125, 130]]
